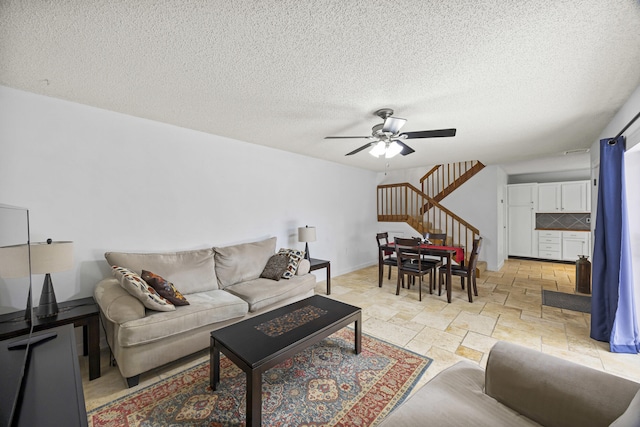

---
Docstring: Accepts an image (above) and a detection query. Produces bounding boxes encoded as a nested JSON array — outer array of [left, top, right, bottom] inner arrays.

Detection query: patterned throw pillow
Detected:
[[141, 270, 190, 306], [260, 254, 289, 281], [277, 248, 305, 279], [112, 266, 175, 312]]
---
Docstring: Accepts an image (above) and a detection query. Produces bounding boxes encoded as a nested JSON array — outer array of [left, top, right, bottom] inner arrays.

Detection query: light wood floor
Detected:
[[80, 258, 640, 412]]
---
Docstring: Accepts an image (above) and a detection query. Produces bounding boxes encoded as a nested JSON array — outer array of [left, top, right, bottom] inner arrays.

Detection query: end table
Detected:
[[309, 258, 331, 295], [0, 296, 101, 380]]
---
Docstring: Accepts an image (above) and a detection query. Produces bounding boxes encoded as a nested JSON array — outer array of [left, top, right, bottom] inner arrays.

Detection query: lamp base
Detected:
[[37, 273, 59, 318], [24, 285, 32, 322], [304, 242, 310, 260]]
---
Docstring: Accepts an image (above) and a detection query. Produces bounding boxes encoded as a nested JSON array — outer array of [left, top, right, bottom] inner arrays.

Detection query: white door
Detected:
[[508, 205, 534, 256], [497, 186, 505, 264]]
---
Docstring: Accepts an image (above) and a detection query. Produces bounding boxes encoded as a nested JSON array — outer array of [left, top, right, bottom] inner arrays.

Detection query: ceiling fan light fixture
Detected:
[[369, 141, 386, 157], [382, 117, 407, 134], [385, 141, 403, 158]]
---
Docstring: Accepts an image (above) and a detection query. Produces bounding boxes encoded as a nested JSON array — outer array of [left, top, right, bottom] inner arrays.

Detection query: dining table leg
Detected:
[[446, 252, 452, 303], [378, 249, 384, 287]]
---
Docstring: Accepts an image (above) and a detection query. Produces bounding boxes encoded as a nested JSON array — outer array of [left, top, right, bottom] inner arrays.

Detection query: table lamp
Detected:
[[298, 226, 316, 260], [31, 239, 74, 318]]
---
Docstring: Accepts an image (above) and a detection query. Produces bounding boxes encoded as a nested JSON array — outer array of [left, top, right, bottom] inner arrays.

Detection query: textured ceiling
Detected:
[[1, 1, 639, 172]]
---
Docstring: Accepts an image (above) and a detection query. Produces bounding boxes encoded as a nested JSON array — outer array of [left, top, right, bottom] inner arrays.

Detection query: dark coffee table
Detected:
[[209, 295, 361, 427]]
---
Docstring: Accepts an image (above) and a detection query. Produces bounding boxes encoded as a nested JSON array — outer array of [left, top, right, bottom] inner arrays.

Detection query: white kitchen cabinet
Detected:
[[562, 231, 590, 261], [507, 184, 537, 257], [538, 230, 562, 260], [560, 182, 589, 212], [537, 184, 560, 212], [536, 181, 590, 213]]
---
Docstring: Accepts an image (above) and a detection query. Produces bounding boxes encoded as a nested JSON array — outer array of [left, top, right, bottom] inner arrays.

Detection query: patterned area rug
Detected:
[[88, 329, 431, 426], [542, 290, 591, 313]]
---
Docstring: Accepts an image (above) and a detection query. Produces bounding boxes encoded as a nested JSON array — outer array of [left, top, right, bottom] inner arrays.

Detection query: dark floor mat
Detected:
[[542, 290, 591, 313]]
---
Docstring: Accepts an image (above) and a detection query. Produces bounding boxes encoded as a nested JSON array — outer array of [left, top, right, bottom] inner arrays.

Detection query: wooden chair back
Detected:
[[467, 237, 483, 273]]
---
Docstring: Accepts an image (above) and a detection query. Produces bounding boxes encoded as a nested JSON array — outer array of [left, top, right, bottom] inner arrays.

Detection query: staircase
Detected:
[[420, 161, 484, 210], [377, 161, 484, 266]]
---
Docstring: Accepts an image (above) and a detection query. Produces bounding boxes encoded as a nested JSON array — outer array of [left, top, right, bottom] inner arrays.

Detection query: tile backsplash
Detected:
[[536, 213, 590, 230]]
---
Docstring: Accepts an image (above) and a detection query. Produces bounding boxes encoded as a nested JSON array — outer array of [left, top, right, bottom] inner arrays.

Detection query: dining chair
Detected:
[[376, 232, 397, 287], [438, 237, 482, 302], [394, 237, 439, 301], [421, 232, 447, 276]]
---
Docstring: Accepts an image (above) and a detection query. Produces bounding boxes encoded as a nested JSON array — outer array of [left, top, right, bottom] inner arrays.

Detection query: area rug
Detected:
[[88, 328, 431, 426], [542, 290, 591, 313]]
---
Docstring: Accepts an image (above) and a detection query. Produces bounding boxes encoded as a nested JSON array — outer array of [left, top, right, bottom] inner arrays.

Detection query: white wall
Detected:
[[439, 165, 506, 271], [0, 86, 379, 312], [508, 168, 591, 184]]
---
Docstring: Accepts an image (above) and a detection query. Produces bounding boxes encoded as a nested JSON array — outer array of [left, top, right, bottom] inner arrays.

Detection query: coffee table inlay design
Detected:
[[210, 295, 361, 427], [254, 305, 328, 337]]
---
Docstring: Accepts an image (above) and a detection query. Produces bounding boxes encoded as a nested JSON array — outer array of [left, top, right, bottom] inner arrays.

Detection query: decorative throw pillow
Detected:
[[260, 254, 289, 281], [112, 266, 175, 312], [141, 270, 190, 306], [277, 248, 305, 279]]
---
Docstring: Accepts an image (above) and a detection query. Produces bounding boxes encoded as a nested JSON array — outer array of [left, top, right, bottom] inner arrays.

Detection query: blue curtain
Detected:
[[590, 136, 640, 353]]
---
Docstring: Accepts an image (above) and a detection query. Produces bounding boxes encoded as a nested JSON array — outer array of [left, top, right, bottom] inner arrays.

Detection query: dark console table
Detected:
[[0, 324, 88, 426], [0, 296, 101, 380]]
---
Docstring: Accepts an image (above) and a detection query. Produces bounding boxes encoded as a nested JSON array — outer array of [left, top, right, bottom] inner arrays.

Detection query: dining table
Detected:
[[378, 242, 465, 303]]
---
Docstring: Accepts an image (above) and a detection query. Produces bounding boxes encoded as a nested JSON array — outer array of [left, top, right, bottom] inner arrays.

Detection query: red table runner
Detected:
[[385, 242, 465, 264]]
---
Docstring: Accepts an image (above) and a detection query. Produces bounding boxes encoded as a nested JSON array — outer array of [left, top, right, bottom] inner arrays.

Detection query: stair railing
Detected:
[[420, 161, 484, 200], [377, 182, 480, 265]]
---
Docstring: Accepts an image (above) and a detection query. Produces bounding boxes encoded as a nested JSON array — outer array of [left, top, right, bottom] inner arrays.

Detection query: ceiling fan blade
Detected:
[[402, 128, 457, 139], [395, 140, 415, 156], [345, 143, 374, 156], [324, 136, 370, 139], [382, 117, 407, 134]]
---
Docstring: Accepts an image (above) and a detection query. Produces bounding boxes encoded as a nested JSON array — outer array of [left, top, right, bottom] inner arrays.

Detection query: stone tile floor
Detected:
[[81, 258, 640, 412]]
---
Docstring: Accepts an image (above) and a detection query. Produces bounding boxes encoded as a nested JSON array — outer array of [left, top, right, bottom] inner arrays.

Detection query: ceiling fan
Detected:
[[325, 108, 456, 157]]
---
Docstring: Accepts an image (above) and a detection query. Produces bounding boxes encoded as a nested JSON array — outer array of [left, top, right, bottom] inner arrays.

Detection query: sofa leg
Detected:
[[126, 375, 140, 388]]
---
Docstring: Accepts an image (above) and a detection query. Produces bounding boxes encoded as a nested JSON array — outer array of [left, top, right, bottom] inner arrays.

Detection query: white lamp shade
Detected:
[[385, 141, 403, 158], [0, 241, 73, 278], [369, 141, 386, 158], [298, 226, 317, 243], [30, 241, 74, 274]]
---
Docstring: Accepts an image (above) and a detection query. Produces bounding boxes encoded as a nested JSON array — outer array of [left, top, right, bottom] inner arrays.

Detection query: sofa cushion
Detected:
[[377, 361, 539, 427], [260, 254, 289, 281], [105, 248, 217, 294], [277, 248, 305, 278], [141, 270, 190, 306], [116, 290, 248, 347], [485, 341, 640, 427], [94, 278, 146, 324], [611, 388, 640, 427], [112, 266, 176, 312], [224, 273, 317, 312], [296, 258, 310, 275], [214, 237, 276, 289]]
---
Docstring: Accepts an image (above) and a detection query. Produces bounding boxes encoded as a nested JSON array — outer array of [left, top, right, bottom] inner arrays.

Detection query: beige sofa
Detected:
[[94, 237, 317, 387], [378, 341, 640, 427]]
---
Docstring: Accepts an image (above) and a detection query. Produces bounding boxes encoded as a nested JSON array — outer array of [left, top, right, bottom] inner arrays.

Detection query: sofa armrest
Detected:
[[485, 341, 640, 427], [94, 278, 146, 324], [296, 259, 310, 275]]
